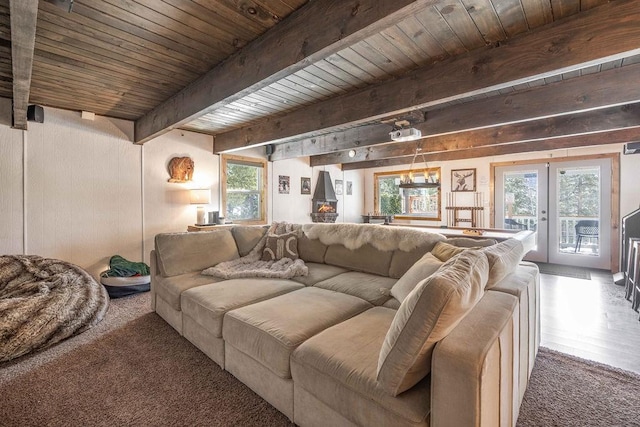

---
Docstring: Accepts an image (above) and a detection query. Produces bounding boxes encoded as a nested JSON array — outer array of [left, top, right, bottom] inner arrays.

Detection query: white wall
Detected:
[[269, 158, 365, 224], [0, 124, 24, 254], [24, 108, 141, 278], [142, 130, 218, 264], [364, 143, 640, 227]]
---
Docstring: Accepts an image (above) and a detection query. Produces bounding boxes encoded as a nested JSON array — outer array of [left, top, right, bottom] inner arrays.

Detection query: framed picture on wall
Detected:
[[301, 177, 311, 195], [346, 181, 353, 195], [335, 179, 343, 195], [451, 169, 476, 192], [279, 175, 290, 194]]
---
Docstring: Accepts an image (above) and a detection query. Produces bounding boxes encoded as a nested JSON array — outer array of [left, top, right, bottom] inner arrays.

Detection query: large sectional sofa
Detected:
[[150, 223, 539, 426]]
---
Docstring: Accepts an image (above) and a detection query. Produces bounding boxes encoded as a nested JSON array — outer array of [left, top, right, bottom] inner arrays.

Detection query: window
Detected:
[[374, 168, 441, 221], [221, 154, 267, 224]]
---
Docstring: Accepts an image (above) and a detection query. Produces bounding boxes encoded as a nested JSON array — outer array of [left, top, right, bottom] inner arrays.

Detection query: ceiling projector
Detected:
[[390, 128, 422, 141]]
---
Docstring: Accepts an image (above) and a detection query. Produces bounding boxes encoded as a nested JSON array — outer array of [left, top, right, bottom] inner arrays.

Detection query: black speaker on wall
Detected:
[[27, 105, 44, 123], [623, 141, 640, 155]]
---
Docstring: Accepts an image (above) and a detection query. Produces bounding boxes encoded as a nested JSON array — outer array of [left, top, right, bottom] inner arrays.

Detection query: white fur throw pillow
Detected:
[[390, 253, 443, 302]]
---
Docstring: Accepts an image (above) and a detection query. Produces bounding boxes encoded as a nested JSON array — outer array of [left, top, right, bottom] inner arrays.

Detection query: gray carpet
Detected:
[[534, 262, 592, 280], [2, 293, 639, 426]]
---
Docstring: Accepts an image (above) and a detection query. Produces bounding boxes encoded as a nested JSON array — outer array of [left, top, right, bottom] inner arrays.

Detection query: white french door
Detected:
[[495, 157, 612, 269]]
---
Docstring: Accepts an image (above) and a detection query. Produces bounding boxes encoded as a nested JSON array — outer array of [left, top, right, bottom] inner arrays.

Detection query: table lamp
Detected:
[[190, 189, 211, 225]]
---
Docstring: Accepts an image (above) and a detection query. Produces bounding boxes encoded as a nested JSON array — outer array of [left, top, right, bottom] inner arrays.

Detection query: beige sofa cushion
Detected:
[[390, 253, 443, 303], [446, 237, 497, 247], [388, 237, 444, 279], [431, 241, 468, 262], [155, 230, 239, 277], [223, 287, 371, 379], [297, 235, 328, 263], [180, 278, 303, 337], [481, 239, 525, 289], [291, 307, 431, 425], [291, 263, 349, 287], [314, 271, 397, 306], [324, 243, 392, 276], [232, 226, 267, 256], [153, 271, 221, 311], [377, 250, 489, 396]]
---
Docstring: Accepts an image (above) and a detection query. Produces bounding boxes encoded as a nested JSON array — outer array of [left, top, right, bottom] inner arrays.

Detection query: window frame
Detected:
[[221, 154, 268, 225], [373, 168, 442, 221]]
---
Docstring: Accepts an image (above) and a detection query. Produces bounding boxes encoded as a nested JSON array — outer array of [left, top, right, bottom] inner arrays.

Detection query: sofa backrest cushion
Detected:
[[324, 243, 392, 276], [446, 237, 497, 248], [390, 253, 443, 303], [388, 241, 440, 279], [155, 230, 239, 277], [232, 226, 267, 257], [297, 234, 328, 263], [481, 238, 525, 289], [377, 250, 488, 396]]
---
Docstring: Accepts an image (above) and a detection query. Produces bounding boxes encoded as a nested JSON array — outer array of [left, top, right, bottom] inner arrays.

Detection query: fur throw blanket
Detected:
[[301, 223, 446, 252], [202, 223, 308, 280], [0, 255, 109, 362]]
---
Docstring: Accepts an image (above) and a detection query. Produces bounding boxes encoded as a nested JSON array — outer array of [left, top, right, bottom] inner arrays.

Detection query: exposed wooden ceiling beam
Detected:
[[341, 128, 640, 170], [279, 63, 640, 163], [10, 0, 38, 130], [310, 103, 640, 166], [214, 0, 640, 152], [133, 0, 440, 144]]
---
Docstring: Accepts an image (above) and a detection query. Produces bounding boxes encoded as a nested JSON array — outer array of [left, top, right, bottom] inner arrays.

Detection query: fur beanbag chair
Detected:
[[0, 255, 109, 362]]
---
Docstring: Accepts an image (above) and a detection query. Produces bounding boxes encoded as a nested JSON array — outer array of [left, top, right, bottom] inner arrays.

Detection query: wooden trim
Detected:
[[489, 153, 620, 272], [10, 0, 38, 130], [214, 0, 640, 151], [373, 168, 442, 222], [220, 154, 268, 225], [134, 0, 440, 144]]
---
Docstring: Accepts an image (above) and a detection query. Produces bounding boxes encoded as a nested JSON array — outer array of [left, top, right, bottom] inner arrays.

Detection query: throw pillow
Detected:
[[390, 253, 443, 302], [261, 232, 299, 261], [376, 250, 488, 396], [431, 241, 467, 261], [481, 238, 525, 289]]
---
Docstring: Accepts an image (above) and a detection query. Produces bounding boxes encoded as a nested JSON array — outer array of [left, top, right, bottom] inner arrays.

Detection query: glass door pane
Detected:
[[548, 159, 611, 269], [494, 163, 548, 263]]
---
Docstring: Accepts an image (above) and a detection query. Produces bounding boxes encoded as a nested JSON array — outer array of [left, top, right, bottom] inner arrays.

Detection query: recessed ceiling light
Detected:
[[348, 149, 356, 158]]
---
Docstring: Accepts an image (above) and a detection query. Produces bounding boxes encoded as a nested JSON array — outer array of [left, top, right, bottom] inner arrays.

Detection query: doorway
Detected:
[[492, 154, 619, 271]]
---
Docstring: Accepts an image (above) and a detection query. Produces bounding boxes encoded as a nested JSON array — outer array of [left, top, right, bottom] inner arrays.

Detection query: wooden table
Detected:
[[362, 214, 393, 224]]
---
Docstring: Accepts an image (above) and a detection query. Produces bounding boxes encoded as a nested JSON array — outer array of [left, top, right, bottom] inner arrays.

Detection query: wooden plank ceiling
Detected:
[[4, 0, 640, 168]]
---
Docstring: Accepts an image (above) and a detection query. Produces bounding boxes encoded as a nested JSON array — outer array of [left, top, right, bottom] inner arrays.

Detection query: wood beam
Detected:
[[10, 0, 38, 130], [270, 123, 393, 161], [310, 103, 640, 166], [285, 64, 640, 163], [134, 0, 440, 144], [214, 0, 640, 152], [341, 128, 640, 170]]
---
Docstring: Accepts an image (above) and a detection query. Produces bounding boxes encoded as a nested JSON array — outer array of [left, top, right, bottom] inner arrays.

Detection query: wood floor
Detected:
[[540, 269, 640, 374]]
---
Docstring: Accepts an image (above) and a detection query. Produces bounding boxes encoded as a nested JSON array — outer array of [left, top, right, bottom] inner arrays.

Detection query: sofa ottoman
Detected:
[[291, 307, 431, 427], [223, 287, 372, 419], [180, 278, 304, 367]]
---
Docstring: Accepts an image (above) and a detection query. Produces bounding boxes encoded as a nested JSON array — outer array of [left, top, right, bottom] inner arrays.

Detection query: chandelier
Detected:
[[399, 147, 440, 189]]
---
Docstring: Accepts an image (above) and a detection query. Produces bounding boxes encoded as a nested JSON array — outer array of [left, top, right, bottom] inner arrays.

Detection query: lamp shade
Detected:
[[190, 189, 211, 205]]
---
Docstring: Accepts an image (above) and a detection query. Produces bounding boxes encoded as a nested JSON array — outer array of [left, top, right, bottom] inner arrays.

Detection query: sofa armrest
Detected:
[[150, 249, 159, 311], [431, 291, 520, 427]]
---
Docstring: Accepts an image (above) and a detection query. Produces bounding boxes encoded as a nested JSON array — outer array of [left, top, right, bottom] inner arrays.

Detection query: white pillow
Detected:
[[390, 253, 443, 302]]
